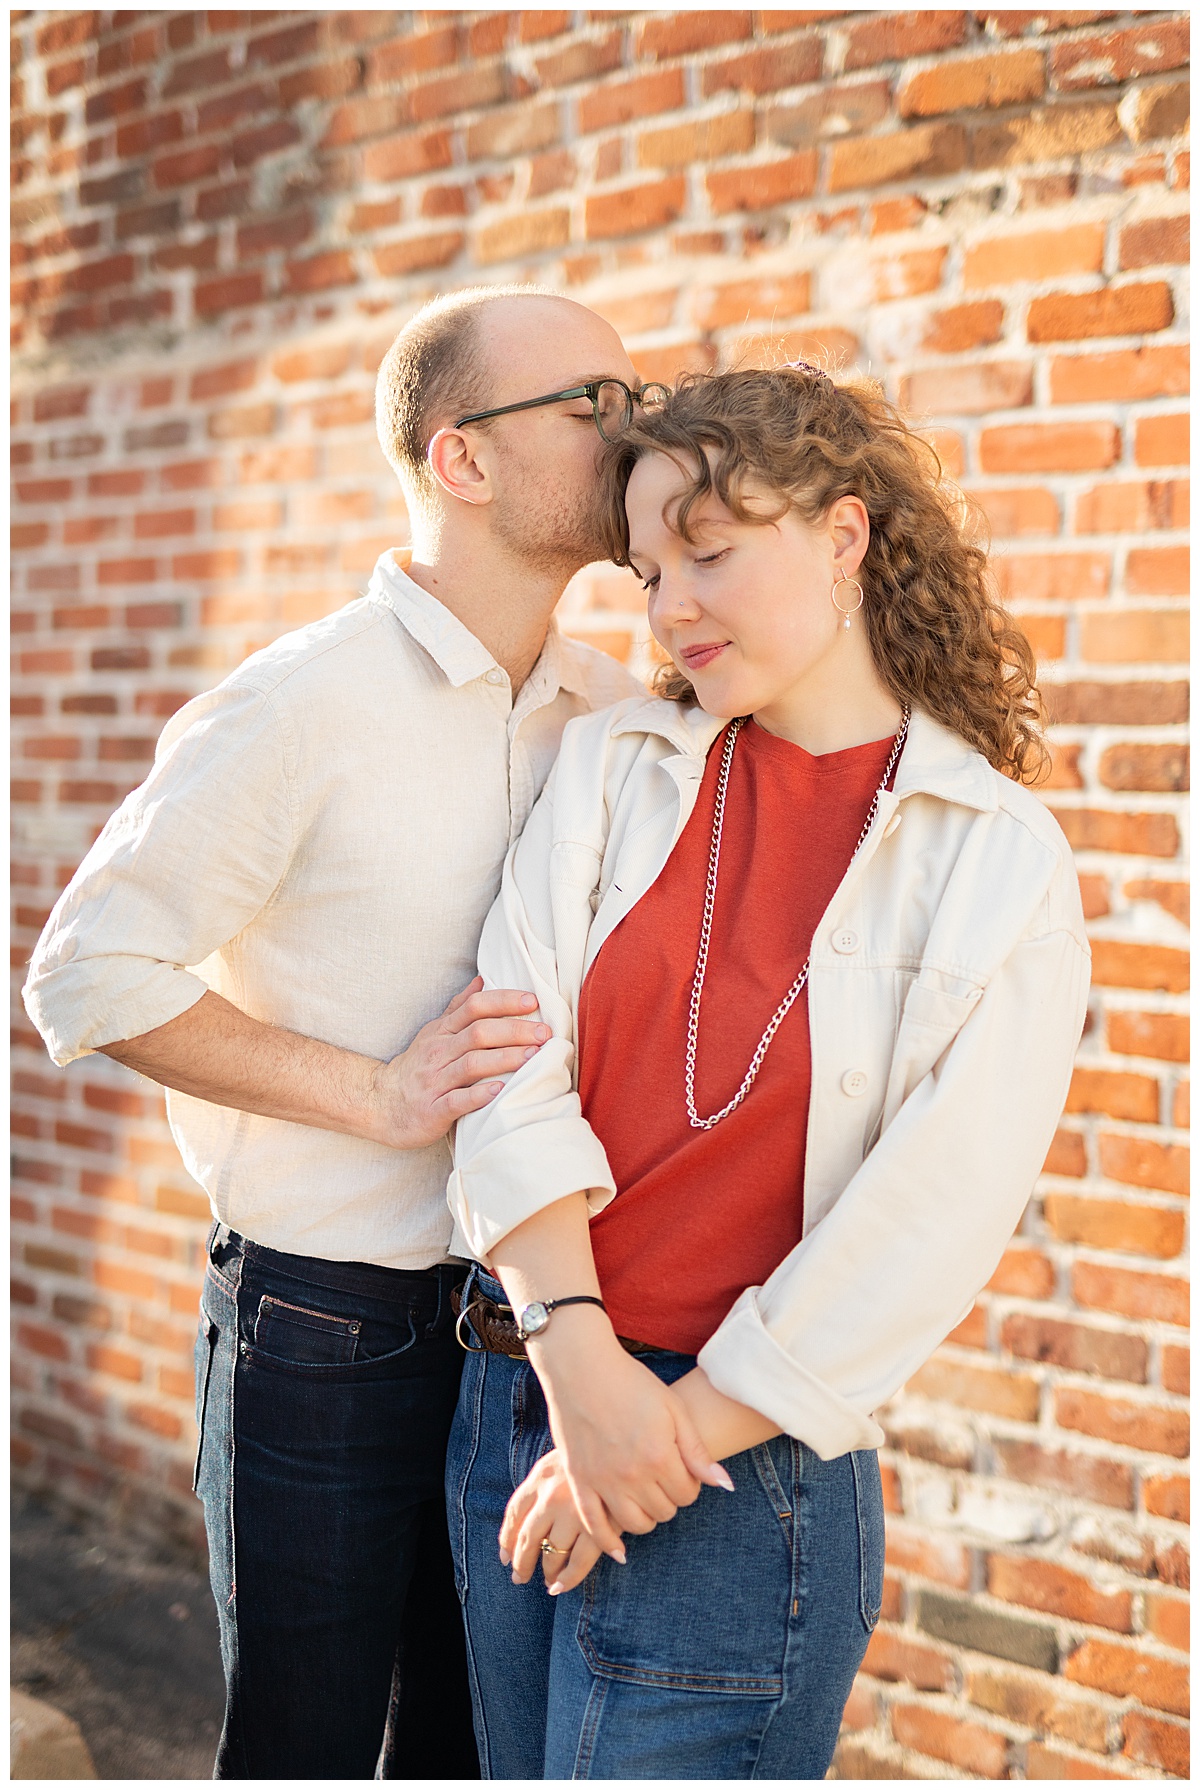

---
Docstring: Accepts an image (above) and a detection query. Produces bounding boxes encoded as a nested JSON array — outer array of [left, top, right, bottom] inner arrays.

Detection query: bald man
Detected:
[[25, 287, 649, 1779]]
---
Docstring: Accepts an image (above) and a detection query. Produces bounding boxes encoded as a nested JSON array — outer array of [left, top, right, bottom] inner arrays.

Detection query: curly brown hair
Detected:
[[598, 367, 1048, 784]]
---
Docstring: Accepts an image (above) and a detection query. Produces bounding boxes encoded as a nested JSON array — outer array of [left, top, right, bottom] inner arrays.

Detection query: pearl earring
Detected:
[[831, 573, 864, 631]]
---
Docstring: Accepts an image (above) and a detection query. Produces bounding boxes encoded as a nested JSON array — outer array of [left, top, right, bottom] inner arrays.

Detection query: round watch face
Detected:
[[520, 1301, 550, 1336]]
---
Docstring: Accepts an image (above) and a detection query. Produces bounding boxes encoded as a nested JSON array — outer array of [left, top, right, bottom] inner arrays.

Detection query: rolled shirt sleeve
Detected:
[[24, 681, 295, 1066], [698, 925, 1092, 1458]]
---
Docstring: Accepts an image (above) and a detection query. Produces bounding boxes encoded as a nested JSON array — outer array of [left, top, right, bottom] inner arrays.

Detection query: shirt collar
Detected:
[[368, 549, 500, 689], [612, 698, 998, 812]]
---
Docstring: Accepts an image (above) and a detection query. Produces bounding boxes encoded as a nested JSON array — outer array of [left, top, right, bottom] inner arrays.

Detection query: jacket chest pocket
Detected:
[[881, 978, 984, 1124]]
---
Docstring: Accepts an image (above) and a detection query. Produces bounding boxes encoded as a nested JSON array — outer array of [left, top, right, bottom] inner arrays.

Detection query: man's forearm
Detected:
[[100, 990, 387, 1141]]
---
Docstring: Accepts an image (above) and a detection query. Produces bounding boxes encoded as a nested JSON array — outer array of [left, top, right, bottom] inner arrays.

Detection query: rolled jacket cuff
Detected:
[[448, 1124, 617, 1260], [698, 1288, 885, 1461]]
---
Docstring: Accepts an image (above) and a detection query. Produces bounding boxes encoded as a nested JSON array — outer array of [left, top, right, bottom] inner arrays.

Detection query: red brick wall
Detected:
[[11, 10, 1189, 1778]]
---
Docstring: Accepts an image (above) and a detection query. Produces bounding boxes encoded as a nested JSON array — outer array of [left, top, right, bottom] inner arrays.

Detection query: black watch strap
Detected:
[[517, 1294, 607, 1340]]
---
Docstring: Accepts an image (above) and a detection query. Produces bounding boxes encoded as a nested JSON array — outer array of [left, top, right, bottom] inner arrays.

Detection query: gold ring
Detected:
[[540, 1539, 571, 1555]]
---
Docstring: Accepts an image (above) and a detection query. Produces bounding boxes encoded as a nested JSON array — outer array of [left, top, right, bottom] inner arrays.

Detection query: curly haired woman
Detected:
[[445, 367, 1090, 1780]]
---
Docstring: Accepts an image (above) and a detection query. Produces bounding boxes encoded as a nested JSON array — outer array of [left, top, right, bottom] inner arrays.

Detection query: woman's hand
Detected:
[[530, 1308, 734, 1554], [499, 1448, 607, 1595]]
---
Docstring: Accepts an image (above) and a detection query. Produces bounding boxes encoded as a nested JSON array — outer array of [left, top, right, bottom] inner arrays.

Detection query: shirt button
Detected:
[[841, 1069, 868, 1097], [486, 667, 506, 686], [832, 929, 859, 954]]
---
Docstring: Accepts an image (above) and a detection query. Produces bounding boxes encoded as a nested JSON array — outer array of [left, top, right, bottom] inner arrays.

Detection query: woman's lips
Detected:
[[680, 642, 729, 671]]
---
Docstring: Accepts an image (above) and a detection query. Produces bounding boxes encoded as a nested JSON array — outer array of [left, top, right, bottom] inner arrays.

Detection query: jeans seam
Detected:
[[571, 1672, 610, 1780]]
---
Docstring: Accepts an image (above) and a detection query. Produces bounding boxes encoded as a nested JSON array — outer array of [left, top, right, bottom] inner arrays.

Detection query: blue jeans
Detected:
[[194, 1224, 481, 1779], [447, 1269, 884, 1780]]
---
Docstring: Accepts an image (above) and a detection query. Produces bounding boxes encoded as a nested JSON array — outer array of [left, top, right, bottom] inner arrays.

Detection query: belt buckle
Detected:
[[454, 1293, 488, 1353]]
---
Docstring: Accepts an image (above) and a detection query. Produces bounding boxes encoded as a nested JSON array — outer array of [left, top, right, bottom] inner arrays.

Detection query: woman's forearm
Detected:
[[673, 1368, 781, 1461]]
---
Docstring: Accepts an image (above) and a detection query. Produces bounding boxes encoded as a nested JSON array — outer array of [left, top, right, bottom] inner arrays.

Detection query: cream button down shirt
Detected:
[[24, 550, 641, 1269]]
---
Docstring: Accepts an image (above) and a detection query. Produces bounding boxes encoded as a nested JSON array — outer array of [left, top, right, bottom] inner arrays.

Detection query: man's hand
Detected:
[[363, 976, 549, 1149], [101, 977, 547, 1149], [529, 1309, 734, 1552]]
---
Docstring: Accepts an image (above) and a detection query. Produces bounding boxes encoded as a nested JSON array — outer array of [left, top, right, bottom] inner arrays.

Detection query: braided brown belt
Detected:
[[451, 1285, 654, 1360]]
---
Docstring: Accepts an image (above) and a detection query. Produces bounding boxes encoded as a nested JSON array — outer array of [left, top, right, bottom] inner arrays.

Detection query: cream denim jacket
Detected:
[[449, 697, 1090, 1460]]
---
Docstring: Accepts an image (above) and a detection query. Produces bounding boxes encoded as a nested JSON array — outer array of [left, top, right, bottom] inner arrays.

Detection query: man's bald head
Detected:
[[376, 285, 605, 514]]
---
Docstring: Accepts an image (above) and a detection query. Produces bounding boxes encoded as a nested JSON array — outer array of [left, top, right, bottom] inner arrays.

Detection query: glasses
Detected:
[[454, 378, 669, 442]]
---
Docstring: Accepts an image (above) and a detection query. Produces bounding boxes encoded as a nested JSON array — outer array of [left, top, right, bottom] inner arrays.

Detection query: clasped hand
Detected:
[[499, 1333, 734, 1595]]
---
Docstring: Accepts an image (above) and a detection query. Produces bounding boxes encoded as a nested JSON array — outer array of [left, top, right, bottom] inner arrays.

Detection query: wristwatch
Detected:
[[516, 1295, 607, 1342]]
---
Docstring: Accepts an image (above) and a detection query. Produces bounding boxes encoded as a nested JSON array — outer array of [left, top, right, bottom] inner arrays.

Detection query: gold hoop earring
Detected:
[[831, 573, 864, 631]]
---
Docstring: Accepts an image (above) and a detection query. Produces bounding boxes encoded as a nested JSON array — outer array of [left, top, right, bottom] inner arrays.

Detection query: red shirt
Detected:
[[577, 718, 897, 1354]]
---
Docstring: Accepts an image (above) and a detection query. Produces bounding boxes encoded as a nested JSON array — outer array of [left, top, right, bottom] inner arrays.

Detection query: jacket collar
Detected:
[[611, 697, 998, 813]]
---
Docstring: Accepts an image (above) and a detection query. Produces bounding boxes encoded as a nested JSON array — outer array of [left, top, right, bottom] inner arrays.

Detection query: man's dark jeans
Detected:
[[194, 1224, 481, 1780]]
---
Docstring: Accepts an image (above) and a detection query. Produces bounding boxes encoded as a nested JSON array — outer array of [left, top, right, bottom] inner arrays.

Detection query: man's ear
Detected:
[[427, 427, 492, 507]]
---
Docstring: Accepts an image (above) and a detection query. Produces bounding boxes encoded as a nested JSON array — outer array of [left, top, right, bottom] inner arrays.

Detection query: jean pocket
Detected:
[[251, 1293, 361, 1365], [575, 1445, 792, 1696], [192, 1313, 218, 1493], [850, 1449, 886, 1631]]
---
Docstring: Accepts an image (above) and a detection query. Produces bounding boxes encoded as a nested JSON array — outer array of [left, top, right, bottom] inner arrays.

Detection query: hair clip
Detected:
[[788, 358, 831, 381]]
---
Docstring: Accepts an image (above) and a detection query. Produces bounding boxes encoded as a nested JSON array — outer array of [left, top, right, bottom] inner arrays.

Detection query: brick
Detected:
[[973, 102, 1122, 170], [1053, 23, 1189, 93], [534, 33, 623, 91], [1123, 1711, 1190, 1777], [900, 49, 1045, 118], [863, 1629, 955, 1692], [1135, 415, 1189, 469], [1065, 1637, 1189, 1721], [373, 229, 466, 275], [988, 1555, 1132, 1632], [966, 1662, 1114, 1755], [845, 12, 967, 70], [1000, 1314, 1147, 1384], [902, 361, 1031, 415], [1142, 1475, 1189, 1523], [207, 403, 275, 440], [1075, 478, 1189, 534], [1051, 344, 1189, 404], [1056, 808, 1180, 858], [1120, 215, 1189, 271], [321, 95, 409, 152], [1107, 1010, 1189, 1062], [994, 1440, 1134, 1511], [706, 153, 818, 213], [885, 1529, 972, 1590], [580, 71, 683, 135], [702, 39, 823, 98], [829, 124, 967, 193], [890, 1702, 1010, 1778], [636, 12, 753, 59], [1126, 548, 1189, 597], [1124, 79, 1190, 146], [1162, 1343, 1189, 1396], [194, 272, 263, 316], [1089, 938, 1189, 992], [1029, 282, 1175, 343], [1145, 1591, 1190, 1653], [980, 422, 1118, 473], [1024, 1742, 1128, 1780], [988, 1245, 1056, 1299], [766, 81, 890, 148], [1083, 610, 1188, 665], [1098, 1134, 1189, 1199], [691, 272, 811, 332], [1045, 1192, 1184, 1259], [283, 251, 358, 295], [922, 299, 1005, 353], [909, 1356, 1040, 1421], [586, 177, 686, 240], [964, 223, 1105, 288], [638, 111, 754, 172]]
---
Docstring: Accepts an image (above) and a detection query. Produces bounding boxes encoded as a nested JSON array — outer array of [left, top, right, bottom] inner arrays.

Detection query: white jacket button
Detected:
[[833, 929, 859, 954], [486, 667, 506, 686], [841, 1069, 868, 1097]]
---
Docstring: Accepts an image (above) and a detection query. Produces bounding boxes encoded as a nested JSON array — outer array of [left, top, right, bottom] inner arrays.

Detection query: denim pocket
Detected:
[[192, 1314, 218, 1493], [252, 1293, 361, 1365], [850, 1449, 885, 1631], [575, 1442, 793, 1696]]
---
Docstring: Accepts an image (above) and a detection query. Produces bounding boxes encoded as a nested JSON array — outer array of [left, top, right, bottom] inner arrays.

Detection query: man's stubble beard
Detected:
[[489, 439, 611, 584]]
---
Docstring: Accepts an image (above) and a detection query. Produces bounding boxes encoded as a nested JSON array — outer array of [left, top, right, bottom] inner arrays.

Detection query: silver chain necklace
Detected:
[[685, 707, 911, 1131]]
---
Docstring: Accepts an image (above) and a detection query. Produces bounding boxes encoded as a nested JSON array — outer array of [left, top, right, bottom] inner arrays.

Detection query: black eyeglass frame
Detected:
[[453, 378, 669, 441]]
